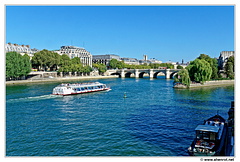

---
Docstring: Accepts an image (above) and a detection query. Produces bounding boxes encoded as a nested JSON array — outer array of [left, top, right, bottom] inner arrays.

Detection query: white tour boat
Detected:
[[52, 82, 110, 96]]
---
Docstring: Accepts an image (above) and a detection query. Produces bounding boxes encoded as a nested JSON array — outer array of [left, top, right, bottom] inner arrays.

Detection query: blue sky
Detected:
[[6, 5, 234, 62]]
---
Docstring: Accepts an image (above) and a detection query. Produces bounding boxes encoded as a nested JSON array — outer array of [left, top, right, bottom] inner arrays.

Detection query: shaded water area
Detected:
[[6, 77, 234, 156]]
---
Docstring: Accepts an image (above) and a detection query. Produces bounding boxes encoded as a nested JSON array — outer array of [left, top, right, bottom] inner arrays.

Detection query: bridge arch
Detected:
[[139, 72, 150, 78], [153, 71, 166, 78], [125, 72, 135, 78], [110, 73, 121, 78], [170, 71, 179, 79], [109, 69, 180, 79]]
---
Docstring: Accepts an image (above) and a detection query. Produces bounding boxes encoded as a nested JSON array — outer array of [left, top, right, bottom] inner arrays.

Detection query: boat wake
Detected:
[[7, 94, 63, 103]]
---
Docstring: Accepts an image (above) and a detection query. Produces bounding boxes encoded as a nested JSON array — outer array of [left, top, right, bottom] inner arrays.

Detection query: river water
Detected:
[[6, 77, 234, 156]]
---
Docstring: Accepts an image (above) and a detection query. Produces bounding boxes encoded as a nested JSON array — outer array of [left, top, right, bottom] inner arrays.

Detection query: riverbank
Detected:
[[174, 80, 234, 89], [6, 75, 119, 85]]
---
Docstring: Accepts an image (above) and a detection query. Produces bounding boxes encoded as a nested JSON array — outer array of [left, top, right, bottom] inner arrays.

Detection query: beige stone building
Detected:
[[56, 46, 92, 67]]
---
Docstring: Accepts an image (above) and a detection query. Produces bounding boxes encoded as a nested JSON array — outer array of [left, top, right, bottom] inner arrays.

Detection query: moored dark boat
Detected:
[[188, 114, 227, 156]]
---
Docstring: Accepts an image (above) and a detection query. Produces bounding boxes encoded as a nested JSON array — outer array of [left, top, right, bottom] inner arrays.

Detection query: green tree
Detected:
[[93, 63, 107, 75], [174, 69, 190, 87], [60, 54, 71, 66], [225, 62, 234, 79], [149, 63, 161, 69], [159, 63, 174, 69], [109, 59, 127, 69], [187, 59, 212, 84], [197, 54, 218, 79], [109, 59, 119, 69], [71, 57, 81, 65], [50, 52, 60, 71], [22, 54, 32, 75], [31, 49, 60, 71], [176, 65, 183, 69], [6, 52, 32, 80], [82, 66, 92, 75], [225, 56, 234, 79], [228, 56, 234, 71], [58, 56, 85, 74], [116, 61, 125, 69]]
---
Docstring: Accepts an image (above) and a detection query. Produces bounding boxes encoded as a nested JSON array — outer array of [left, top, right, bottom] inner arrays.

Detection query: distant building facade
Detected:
[[218, 51, 234, 70], [5, 43, 39, 58], [57, 46, 92, 67], [149, 58, 162, 64], [143, 54, 148, 61], [139, 55, 162, 65], [120, 57, 139, 65], [92, 54, 120, 66]]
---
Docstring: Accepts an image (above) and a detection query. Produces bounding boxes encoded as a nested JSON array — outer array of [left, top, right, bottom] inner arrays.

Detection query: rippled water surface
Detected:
[[6, 78, 234, 156]]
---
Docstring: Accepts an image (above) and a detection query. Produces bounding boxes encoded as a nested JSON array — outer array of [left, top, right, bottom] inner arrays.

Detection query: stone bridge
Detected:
[[108, 69, 181, 79]]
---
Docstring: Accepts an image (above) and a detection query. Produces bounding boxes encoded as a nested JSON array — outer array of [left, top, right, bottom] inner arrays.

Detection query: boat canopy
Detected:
[[195, 125, 219, 133]]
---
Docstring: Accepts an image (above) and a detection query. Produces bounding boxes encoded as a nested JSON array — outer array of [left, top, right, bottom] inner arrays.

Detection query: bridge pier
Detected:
[[165, 69, 170, 79], [121, 69, 125, 78], [135, 69, 139, 78], [110, 69, 179, 79], [149, 69, 154, 78]]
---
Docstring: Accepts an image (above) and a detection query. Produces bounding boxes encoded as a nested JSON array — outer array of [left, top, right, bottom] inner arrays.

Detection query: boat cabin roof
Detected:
[[58, 82, 104, 88], [195, 125, 219, 133]]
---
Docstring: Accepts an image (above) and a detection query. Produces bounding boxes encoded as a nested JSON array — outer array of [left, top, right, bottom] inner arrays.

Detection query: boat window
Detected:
[[196, 131, 202, 139], [203, 132, 209, 140], [210, 133, 216, 141], [196, 131, 210, 140]]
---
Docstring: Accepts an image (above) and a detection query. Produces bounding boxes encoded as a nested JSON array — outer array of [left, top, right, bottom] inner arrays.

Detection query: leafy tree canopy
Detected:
[[187, 59, 212, 83], [93, 63, 107, 74], [176, 65, 183, 69], [224, 56, 234, 79], [197, 54, 218, 79], [31, 49, 60, 71], [174, 69, 190, 87], [6, 52, 31, 80]]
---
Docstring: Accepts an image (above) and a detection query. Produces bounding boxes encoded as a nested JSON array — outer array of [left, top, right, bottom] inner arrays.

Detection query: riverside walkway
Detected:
[[174, 80, 234, 89]]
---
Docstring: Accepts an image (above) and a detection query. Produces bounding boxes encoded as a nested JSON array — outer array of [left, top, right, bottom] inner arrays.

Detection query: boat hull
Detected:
[[52, 88, 111, 96]]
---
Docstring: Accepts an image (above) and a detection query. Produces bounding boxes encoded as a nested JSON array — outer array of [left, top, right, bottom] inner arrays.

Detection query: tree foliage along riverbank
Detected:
[[32, 50, 93, 76], [6, 50, 234, 82], [6, 52, 32, 80], [225, 56, 234, 79], [174, 54, 234, 87], [187, 59, 212, 83], [109, 59, 174, 69]]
